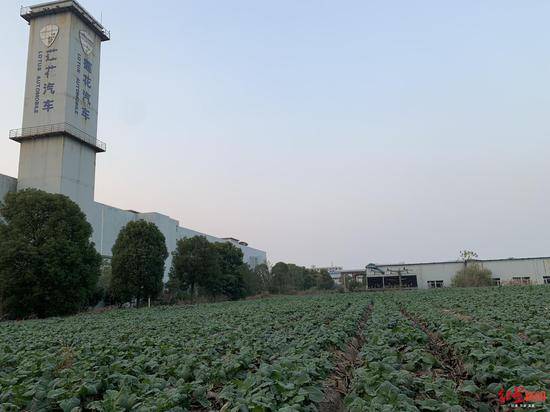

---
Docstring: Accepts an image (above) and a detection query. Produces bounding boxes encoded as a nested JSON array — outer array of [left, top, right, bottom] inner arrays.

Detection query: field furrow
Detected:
[[396, 289, 550, 410], [344, 300, 484, 411]]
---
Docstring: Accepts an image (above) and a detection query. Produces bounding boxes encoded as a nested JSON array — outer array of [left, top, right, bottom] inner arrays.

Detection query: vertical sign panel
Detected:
[[22, 13, 71, 129], [66, 12, 101, 139], [22, 11, 101, 140]]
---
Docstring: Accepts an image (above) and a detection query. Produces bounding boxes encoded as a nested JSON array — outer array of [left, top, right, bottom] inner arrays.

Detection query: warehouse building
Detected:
[[332, 257, 550, 290], [0, 0, 267, 278]]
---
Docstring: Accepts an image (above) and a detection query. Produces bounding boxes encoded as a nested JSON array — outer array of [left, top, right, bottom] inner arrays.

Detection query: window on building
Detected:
[[512, 276, 531, 285], [492, 278, 501, 286], [427, 280, 444, 288], [543, 276, 550, 285]]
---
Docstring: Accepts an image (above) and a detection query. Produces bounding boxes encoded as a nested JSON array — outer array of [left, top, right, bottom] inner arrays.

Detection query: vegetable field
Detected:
[[1, 287, 549, 411]]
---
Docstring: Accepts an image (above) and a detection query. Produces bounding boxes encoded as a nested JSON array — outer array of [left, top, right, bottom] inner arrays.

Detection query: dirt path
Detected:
[[318, 304, 373, 412], [401, 308, 503, 410], [401, 308, 468, 382]]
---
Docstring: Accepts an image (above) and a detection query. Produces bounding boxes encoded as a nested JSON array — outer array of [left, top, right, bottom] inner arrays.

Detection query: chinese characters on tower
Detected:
[[74, 52, 93, 122], [33, 48, 58, 114], [22, 16, 105, 137], [42, 48, 57, 112], [32, 25, 95, 125]]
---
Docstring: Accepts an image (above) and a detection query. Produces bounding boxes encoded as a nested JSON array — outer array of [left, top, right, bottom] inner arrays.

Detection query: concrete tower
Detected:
[[1, 1, 268, 272], [10, 0, 109, 216]]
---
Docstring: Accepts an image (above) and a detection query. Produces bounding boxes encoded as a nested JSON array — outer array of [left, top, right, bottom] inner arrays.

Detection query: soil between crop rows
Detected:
[[400, 308, 468, 383], [318, 304, 373, 412]]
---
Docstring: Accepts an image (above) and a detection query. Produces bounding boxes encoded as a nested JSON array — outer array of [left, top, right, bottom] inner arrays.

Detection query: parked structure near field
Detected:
[[329, 257, 550, 290], [0, 0, 266, 278]]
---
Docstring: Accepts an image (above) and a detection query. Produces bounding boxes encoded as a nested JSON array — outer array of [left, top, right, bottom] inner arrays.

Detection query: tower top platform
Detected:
[[21, 0, 110, 41]]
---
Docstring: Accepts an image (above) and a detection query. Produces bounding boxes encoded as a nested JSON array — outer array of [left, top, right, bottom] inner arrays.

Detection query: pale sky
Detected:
[[1, 0, 549, 268]]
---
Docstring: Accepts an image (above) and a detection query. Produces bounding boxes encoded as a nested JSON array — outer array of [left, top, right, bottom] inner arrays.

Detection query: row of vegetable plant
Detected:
[[0, 294, 370, 411], [345, 299, 484, 411], [395, 287, 550, 408], [2, 287, 548, 411], [411, 286, 549, 346]]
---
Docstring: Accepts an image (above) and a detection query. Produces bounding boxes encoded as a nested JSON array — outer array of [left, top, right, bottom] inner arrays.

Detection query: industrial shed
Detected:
[[331, 257, 550, 290]]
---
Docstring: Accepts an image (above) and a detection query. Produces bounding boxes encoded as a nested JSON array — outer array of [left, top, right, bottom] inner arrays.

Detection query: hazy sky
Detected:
[[1, 1, 549, 268]]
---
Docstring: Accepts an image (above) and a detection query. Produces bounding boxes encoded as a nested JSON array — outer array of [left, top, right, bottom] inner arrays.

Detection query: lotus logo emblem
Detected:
[[79, 30, 94, 55], [40, 24, 59, 47]]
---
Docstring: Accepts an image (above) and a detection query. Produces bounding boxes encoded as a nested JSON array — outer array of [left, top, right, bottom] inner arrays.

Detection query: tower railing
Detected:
[[9, 122, 106, 152], [20, 1, 110, 41]]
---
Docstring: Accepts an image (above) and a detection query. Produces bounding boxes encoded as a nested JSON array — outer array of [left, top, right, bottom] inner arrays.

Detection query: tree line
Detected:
[[98, 227, 334, 305], [0, 189, 333, 319]]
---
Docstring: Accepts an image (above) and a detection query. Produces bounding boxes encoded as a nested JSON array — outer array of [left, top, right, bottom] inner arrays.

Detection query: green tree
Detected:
[[253, 263, 271, 292], [451, 263, 493, 287], [288, 264, 306, 290], [0, 189, 101, 318], [241, 264, 263, 295], [315, 269, 335, 290], [111, 220, 168, 305], [94, 257, 113, 305], [459, 250, 479, 262], [169, 236, 221, 299], [302, 269, 317, 290], [270, 262, 292, 294], [213, 241, 247, 299]]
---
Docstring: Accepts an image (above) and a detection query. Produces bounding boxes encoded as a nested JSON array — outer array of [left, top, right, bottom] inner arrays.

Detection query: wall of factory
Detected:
[[0, 174, 266, 279], [92, 202, 267, 280], [372, 257, 550, 288], [0, 174, 18, 204]]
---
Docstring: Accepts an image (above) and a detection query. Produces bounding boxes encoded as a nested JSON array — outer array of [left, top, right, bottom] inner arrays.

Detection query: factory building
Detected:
[[0, 0, 267, 278], [331, 257, 550, 290]]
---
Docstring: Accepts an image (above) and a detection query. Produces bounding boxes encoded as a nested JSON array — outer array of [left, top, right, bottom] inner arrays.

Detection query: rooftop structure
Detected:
[[20, 0, 110, 40]]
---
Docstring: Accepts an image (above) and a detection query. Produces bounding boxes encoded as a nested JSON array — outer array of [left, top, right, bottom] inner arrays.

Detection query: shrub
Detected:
[[111, 220, 168, 305], [451, 263, 493, 287], [0, 189, 101, 318], [347, 279, 364, 292]]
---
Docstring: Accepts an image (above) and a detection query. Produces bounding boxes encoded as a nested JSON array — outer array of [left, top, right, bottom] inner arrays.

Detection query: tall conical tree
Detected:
[[111, 220, 168, 306]]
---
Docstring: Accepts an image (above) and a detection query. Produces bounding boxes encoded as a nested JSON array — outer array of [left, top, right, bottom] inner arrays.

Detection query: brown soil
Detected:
[[318, 305, 373, 412], [441, 308, 473, 322], [401, 309, 503, 409], [401, 309, 467, 382]]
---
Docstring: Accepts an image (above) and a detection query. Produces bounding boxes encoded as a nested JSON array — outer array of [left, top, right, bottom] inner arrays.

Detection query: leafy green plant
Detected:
[[0, 294, 369, 410], [395, 287, 550, 406], [345, 300, 477, 411], [1, 285, 548, 410]]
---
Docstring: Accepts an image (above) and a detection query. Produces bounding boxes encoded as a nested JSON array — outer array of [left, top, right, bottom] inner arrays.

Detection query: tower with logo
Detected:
[[10, 0, 109, 214]]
